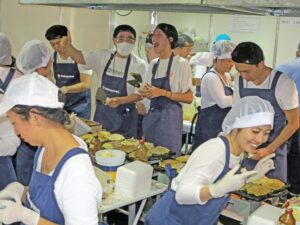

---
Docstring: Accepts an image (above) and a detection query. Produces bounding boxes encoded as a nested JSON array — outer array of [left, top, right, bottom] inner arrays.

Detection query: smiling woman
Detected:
[[145, 96, 276, 225], [0, 74, 102, 225]]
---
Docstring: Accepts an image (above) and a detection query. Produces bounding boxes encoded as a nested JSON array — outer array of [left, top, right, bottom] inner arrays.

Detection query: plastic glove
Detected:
[[0, 182, 24, 204], [247, 153, 276, 182], [209, 164, 257, 198], [64, 112, 77, 132], [0, 199, 39, 225]]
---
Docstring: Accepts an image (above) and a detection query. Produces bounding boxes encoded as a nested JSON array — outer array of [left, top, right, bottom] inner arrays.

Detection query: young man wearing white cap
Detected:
[[232, 42, 299, 183], [145, 96, 275, 225], [0, 33, 23, 190], [0, 74, 101, 225]]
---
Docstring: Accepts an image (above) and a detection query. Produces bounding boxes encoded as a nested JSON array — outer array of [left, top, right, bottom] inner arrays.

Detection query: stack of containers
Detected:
[[115, 161, 153, 197]]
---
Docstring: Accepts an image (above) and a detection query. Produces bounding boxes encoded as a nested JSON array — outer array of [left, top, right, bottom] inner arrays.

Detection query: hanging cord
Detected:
[[114, 10, 132, 16]]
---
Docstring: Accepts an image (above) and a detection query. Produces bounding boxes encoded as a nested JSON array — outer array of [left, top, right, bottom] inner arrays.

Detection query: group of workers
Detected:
[[0, 20, 299, 225]]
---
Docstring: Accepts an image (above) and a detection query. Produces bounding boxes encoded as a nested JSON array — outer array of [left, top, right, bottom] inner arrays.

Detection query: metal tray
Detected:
[[233, 183, 290, 201]]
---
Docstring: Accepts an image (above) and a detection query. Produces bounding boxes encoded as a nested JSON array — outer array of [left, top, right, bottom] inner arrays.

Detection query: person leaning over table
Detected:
[[61, 24, 148, 138], [193, 40, 236, 149], [0, 74, 102, 225], [231, 42, 299, 183], [45, 25, 92, 120], [0, 32, 22, 190], [140, 23, 193, 156], [145, 96, 276, 225]]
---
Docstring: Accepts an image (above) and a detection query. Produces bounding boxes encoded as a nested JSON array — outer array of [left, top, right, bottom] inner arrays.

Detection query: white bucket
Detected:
[[95, 149, 126, 181]]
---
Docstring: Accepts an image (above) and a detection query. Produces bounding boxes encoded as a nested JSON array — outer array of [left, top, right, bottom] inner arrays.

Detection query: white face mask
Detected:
[[116, 42, 134, 56]]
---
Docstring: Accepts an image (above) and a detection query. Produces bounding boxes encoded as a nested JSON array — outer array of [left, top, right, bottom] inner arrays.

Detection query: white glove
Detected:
[[0, 182, 24, 204], [0, 199, 39, 225], [64, 112, 77, 132], [247, 153, 276, 182], [209, 164, 257, 198]]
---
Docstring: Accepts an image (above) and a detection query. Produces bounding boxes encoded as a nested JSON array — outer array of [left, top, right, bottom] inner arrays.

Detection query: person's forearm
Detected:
[[66, 45, 86, 65], [63, 82, 90, 93], [162, 89, 193, 104], [118, 93, 142, 105]]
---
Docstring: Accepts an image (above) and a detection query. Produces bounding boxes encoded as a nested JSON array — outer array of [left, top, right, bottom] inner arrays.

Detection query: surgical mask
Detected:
[[116, 42, 134, 56]]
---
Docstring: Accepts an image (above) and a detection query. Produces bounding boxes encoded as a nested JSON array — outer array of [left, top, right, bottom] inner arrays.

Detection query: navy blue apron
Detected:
[[193, 70, 233, 150], [15, 141, 36, 186], [23, 148, 89, 224], [145, 136, 230, 225], [0, 68, 18, 190], [94, 52, 138, 138], [53, 52, 91, 119], [142, 53, 183, 156], [239, 71, 287, 182]]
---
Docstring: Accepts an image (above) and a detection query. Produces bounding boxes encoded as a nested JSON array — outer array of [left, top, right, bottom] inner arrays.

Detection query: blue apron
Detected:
[[142, 53, 183, 156], [23, 147, 89, 224], [15, 141, 36, 186], [145, 136, 230, 225], [53, 52, 91, 119], [94, 52, 138, 138], [193, 70, 233, 150], [0, 68, 18, 190], [239, 71, 288, 182]]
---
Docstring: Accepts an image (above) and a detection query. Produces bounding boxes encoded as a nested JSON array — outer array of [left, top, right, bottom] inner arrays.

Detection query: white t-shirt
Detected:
[[201, 68, 233, 109], [82, 49, 148, 95], [34, 135, 102, 225], [171, 137, 241, 205], [145, 55, 193, 94], [0, 67, 22, 156], [233, 70, 299, 110]]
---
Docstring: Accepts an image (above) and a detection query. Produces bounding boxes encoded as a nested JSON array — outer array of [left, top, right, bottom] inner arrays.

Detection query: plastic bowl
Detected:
[[95, 149, 126, 167]]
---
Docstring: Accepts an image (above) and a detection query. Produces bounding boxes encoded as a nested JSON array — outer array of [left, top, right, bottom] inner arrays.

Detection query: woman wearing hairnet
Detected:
[[193, 40, 236, 149], [140, 23, 193, 156], [145, 96, 276, 225], [0, 33, 22, 190], [0, 74, 102, 225]]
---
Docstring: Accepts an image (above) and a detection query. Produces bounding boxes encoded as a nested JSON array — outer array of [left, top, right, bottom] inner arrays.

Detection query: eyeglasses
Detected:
[[115, 36, 136, 43]]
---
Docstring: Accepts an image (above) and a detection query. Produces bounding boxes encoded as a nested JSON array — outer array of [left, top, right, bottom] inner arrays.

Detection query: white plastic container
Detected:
[[115, 161, 153, 197], [247, 204, 282, 225], [95, 149, 125, 181]]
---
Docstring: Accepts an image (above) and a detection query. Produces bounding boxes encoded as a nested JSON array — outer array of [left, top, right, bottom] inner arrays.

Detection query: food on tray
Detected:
[[96, 131, 111, 142], [159, 159, 185, 172], [107, 133, 125, 141], [240, 177, 285, 197], [148, 146, 170, 156], [175, 155, 190, 163], [121, 138, 139, 146], [80, 133, 94, 143], [129, 151, 152, 159], [102, 141, 123, 149]]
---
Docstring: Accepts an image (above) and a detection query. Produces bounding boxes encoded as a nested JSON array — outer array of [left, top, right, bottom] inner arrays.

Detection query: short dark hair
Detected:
[[231, 42, 264, 65], [45, 25, 68, 41], [113, 24, 136, 38], [176, 34, 194, 48], [156, 23, 178, 49], [145, 32, 153, 44]]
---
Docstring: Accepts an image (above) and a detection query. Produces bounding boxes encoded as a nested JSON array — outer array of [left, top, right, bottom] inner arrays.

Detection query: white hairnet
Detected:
[[0, 33, 12, 65], [222, 96, 275, 135], [211, 40, 236, 59], [16, 40, 51, 74]]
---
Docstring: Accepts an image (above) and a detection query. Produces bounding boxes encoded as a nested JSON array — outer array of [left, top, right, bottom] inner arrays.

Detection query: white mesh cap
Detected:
[[189, 52, 214, 66], [0, 33, 12, 65], [222, 96, 275, 135], [16, 40, 51, 74], [0, 73, 64, 115], [211, 40, 236, 59]]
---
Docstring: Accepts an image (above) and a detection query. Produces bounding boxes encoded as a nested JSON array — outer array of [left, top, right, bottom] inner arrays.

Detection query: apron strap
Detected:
[[0, 68, 15, 93], [271, 71, 282, 90]]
